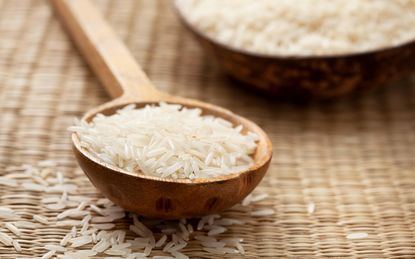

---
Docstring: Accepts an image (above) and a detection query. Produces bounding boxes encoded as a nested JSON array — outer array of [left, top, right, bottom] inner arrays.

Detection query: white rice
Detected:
[[42, 197, 62, 204], [0, 161, 276, 258], [70, 235, 93, 247], [45, 244, 67, 252], [93, 223, 116, 230], [214, 218, 243, 226], [5, 222, 21, 236], [33, 215, 50, 225], [241, 194, 252, 206], [104, 248, 131, 256], [250, 193, 269, 203], [162, 241, 175, 252], [96, 198, 113, 207], [60, 233, 72, 246], [207, 226, 227, 236], [56, 220, 83, 227], [0, 231, 13, 246], [57, 208, 89, 220], [168, 241, 187, 252], [13, 239, 22, 252], [40, 168, 54, 179], [93, 239, 112, 253], [92, 216, 117, 223], [346, 232, 368, 240], [90, 204, 105, 215], [77, 201, 89, 211], [56, 171, 65, 184], [236, 242, 245, 254], [69, 103, 258, 180], [176, 0, 415, 55], [143, 244, 152, 256], [13, 221, 38, 229], [307, 203, 316, 215], [251, 209, 275, 217], [0, 207, 19, 219], [155, 234, 167, 248], [40, 250, 56, 259], [116, 231, 126, 244], [32, 175, 49, 186], [71, 226, 77, 237], [45, 203, 67, 210]]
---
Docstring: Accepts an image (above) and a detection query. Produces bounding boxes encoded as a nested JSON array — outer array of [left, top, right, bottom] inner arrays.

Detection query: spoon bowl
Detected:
[[51, 0, 272, 219], [73, 99, 272, 219]]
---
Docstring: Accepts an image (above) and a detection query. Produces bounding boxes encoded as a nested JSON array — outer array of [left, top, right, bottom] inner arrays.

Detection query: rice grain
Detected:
[[5, 222, 21, 236], [0, 231, 13, 246]]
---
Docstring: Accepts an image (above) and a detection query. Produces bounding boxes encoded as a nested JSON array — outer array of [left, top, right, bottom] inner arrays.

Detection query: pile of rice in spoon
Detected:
[[69, 103, 258, 180]]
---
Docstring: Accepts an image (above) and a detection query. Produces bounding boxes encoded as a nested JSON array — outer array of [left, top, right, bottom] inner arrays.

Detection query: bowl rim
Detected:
[[173, 1, 415, 60]]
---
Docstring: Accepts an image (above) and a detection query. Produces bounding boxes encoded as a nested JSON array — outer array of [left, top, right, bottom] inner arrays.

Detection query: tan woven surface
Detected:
[[1, 0, 415, 258]]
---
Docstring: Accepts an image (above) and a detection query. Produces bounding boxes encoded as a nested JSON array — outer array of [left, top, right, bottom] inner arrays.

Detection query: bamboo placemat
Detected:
[[1, 0, 415, 258]]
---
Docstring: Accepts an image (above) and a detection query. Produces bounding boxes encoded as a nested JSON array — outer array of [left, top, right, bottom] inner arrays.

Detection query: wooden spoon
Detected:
[[50, 0, 272, 219]]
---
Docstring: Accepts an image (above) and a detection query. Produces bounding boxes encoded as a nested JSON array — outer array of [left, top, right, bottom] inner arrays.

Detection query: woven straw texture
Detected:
[[1, 0, 415, 258]]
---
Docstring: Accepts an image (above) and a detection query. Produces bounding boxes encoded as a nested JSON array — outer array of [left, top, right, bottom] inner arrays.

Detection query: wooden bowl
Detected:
[[174, 7, 415, 99]]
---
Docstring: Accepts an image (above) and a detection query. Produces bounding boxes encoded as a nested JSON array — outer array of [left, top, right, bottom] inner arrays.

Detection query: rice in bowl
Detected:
[[176, 0, 415, 56]]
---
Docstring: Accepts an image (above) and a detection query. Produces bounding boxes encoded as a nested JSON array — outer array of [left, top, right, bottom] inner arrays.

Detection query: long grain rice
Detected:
[[60, 233, 72, 246], [307, 203, 316, 215], [33, 215, 50, 225], [5, 222, 21, 236], [207, 226, 227, 236], [0, 231, 13, 246], [176, 0, 415, 55], [70, 235, 93, 247], [45, 244, 67, 252], [40, 250, 56, 259], [70, 103, 258, 180], [346, 232, 368, 240], [0, 161, 277, 258], [155, 234, 167, 248], [93, 239, 112, 253], [13, 239, 22, 252], [251, 209, 275, 217]]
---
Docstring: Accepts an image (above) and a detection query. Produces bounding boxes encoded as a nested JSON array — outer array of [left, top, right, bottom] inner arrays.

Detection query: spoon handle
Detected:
[[50, 0, 161, 101]]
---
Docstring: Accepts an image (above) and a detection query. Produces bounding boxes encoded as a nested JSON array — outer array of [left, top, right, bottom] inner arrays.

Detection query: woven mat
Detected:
[[1, 0, 415, 258]]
